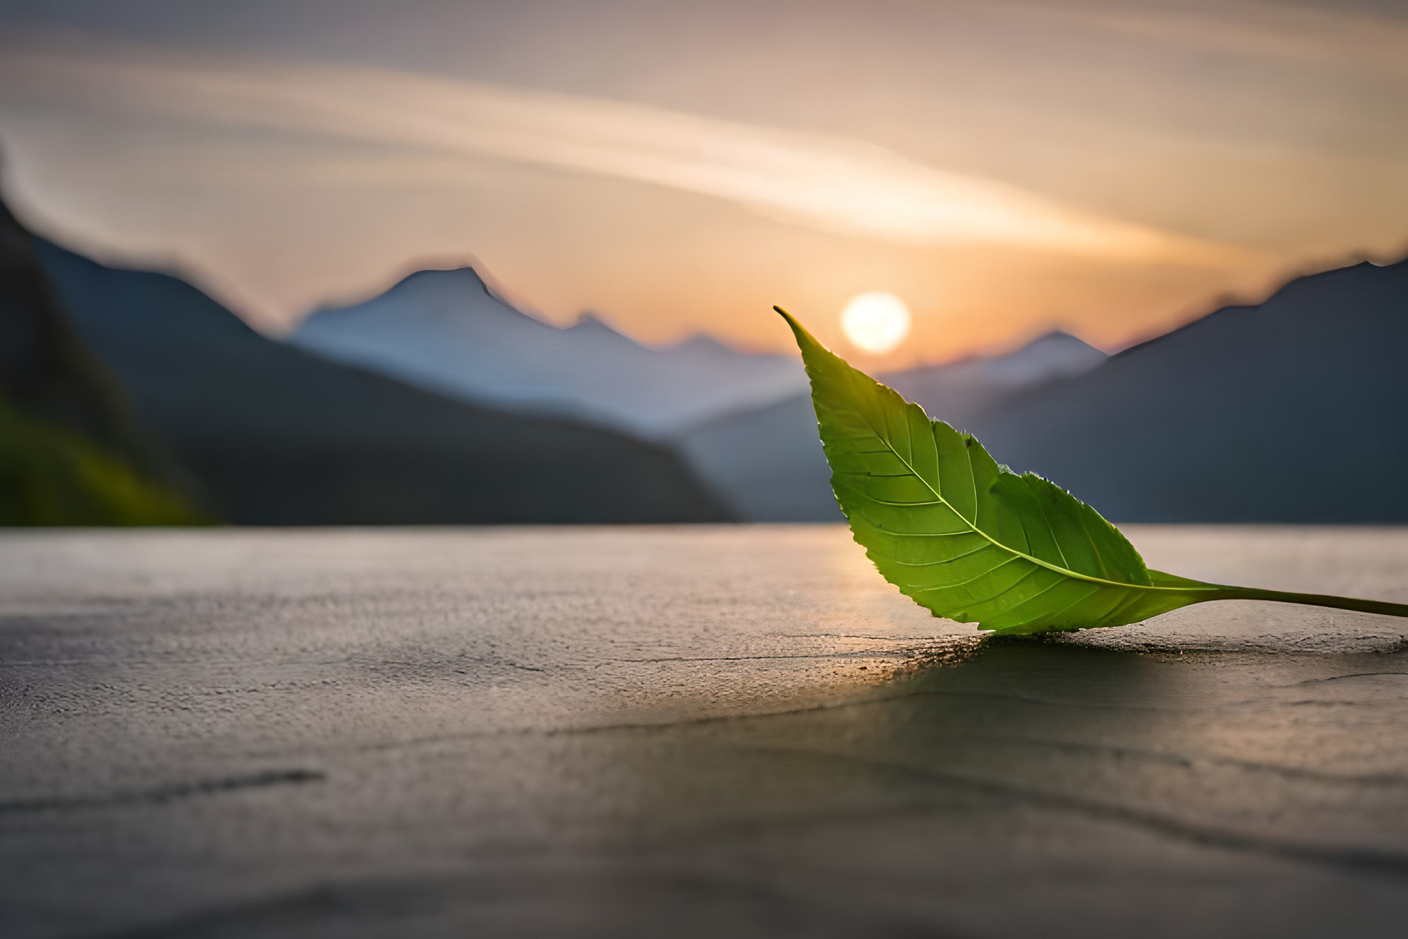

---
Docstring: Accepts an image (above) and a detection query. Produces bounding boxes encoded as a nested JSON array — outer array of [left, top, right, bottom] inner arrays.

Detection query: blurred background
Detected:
[[1, 0, 1405, 526]]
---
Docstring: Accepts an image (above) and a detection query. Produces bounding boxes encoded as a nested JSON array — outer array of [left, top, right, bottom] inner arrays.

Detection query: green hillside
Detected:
[[0, 392, 205, 526]]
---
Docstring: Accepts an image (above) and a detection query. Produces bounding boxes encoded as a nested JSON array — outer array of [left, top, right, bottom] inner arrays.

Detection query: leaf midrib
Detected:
[[857, 410, 1219, 597]]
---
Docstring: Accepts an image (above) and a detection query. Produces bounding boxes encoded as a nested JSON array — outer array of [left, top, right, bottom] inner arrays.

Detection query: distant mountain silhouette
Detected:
[[678, 331, 1107, 520], [28, 238, 729, 524], [968, 258, 1408, 522], [16, 188, 1404, 525], [0, 197, 200, 524], [883, 331, 1106, 418], [0, 200, 175, 480], [291, 267, 806, 436]]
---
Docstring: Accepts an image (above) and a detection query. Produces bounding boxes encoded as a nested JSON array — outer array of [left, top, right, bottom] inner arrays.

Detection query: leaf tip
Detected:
[[773, 305, 814, 352]]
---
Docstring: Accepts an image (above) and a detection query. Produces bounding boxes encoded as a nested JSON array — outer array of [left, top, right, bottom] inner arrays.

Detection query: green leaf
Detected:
[[776, 306, 1408, 634]]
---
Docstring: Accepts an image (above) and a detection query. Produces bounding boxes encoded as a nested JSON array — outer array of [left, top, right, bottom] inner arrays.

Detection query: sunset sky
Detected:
[[1, 0, 1405, 364]]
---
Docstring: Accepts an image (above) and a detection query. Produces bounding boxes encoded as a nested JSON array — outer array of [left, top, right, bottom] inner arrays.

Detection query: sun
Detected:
[[841, 292, 911, 354]]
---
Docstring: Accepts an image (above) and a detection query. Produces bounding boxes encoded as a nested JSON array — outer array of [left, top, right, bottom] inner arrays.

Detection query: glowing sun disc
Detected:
[[841, 292, 911, 354]]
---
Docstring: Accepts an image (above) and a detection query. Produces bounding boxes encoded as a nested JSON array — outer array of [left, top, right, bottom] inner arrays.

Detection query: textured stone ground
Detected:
[[2, 527, 1407, 938]]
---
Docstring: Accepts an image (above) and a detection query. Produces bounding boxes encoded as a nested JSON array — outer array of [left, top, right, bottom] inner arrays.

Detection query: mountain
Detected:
[[1, 196, 200, 525], [966, 258, 1408, 522], [290, 267, 806, 437], [0, 198, 177, 483], [882, 331, 1106, 419], [677, 331, 1107, 521], [27, 237, 730, 524]]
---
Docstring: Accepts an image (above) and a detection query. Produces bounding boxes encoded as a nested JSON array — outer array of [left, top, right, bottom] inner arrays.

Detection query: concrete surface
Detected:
[[2, 526, 1407, 938]]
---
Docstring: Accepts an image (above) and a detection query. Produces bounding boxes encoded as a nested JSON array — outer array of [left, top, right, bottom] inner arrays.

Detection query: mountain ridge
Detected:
[[25, 232, 730, 524], [681, 253, 1408, 522], [964, 255, 1408, 522], [291, 265, 807, 437]]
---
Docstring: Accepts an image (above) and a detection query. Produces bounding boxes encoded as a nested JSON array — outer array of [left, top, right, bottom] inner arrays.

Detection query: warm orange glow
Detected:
[[3, 0, 1404, 360]]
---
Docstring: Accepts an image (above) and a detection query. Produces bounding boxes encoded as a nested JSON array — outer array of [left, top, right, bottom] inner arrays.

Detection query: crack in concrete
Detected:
[[0, 769, 325, 815]]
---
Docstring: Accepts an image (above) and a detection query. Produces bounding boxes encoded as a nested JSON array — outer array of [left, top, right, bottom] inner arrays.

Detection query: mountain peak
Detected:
[[952, 328, 1106, 386], [296, 262, 544, 335], [1016, 329, 1104, 357], [566, 311, 641, 345], [668, 332, 742, 357], [384, 265, 490, 296], [568, 310, 612, 330]]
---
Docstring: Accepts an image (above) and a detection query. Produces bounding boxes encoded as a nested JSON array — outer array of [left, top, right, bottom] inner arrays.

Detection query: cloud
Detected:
[[0, 46, 1228, 262], [1035, 0, 1408, 80]]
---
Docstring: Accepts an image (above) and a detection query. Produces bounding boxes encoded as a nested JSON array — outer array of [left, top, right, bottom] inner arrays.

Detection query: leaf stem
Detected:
[[1213, 586, 1408, 619]]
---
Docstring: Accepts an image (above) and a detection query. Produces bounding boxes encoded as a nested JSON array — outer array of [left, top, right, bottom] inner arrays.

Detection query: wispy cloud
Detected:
[[1034, 0, 1408, 80], [0, 46, 1227, 263]]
